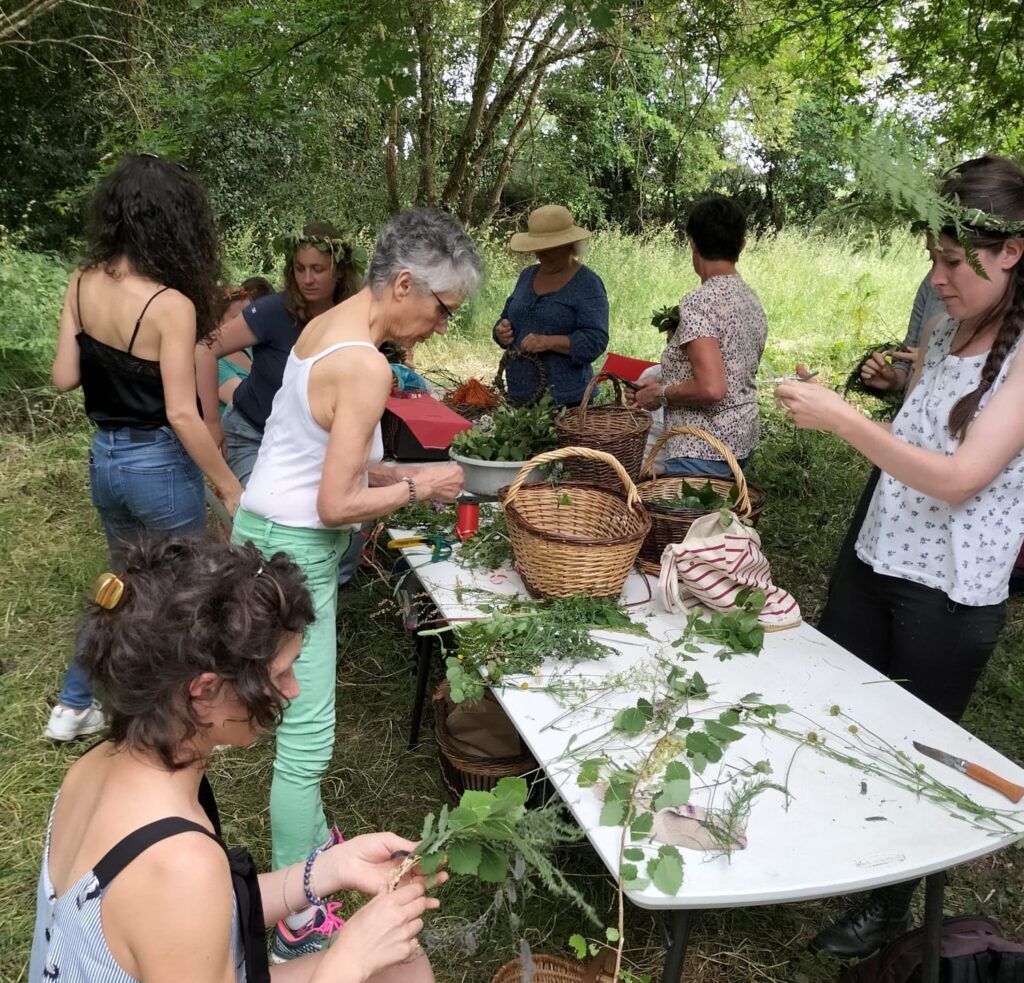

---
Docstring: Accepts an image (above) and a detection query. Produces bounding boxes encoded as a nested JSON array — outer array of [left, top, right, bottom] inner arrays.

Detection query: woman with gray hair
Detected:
[[231, 208, 477, 964]]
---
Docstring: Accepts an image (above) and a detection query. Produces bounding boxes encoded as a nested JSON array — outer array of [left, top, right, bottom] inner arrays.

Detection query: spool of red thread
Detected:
[[455, 501, 480, 541]]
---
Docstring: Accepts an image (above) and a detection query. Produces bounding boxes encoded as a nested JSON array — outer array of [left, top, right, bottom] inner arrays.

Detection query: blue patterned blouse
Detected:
[[494, 264, 609, 405]]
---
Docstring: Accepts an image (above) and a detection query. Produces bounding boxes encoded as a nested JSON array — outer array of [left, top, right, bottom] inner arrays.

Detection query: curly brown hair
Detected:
[[82, 155, 223, 342], [282, 221, 362, 322], [79, 536, 315, 770], [941, 156, 1024, 440]]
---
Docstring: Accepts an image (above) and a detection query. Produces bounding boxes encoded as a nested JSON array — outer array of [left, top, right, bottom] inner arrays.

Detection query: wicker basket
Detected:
[[442, 381, 502, 421], [635, 426, 767, 576], [493, 347, 547, 407], [432, 680, 539, 800], [554, 374, 652, 486], [492, 951, 616, 983], [501, 447, 651, 599]]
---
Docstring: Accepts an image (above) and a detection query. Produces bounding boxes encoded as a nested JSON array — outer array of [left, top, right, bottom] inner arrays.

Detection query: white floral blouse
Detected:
[[661, 274, 767, 462]]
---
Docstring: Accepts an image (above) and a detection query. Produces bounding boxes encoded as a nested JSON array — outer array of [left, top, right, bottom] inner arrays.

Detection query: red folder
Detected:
[[383, 393, 471, 460], [600, 352, 658, 382]]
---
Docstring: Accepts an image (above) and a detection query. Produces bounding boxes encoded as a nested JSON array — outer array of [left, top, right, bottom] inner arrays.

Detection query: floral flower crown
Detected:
[[273, 230, 368, 278]]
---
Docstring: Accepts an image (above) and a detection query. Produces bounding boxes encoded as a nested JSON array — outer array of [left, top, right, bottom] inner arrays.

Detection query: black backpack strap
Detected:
[[199, 774, 223, 838], [91, 817, 217, 890], [225, 845, 271, 983], [127, 285, 171, 353]]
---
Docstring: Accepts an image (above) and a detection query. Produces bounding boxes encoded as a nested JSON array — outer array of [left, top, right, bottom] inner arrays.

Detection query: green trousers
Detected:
[[231, 506, 352, 870]]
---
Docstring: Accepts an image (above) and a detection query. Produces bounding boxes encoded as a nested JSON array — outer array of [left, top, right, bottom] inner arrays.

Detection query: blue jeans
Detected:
[[58, 427, 206, 709], [663, 455, 751, 477], [222, 404, 263, 487]]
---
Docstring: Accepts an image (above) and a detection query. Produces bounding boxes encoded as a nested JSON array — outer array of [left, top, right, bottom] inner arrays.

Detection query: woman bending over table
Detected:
[[776, 154, 1024, 960], [31, 537, 441, 983], [630, 195, 767, 476], [231, 208, 476, 961], [493, 204, 608, 406]]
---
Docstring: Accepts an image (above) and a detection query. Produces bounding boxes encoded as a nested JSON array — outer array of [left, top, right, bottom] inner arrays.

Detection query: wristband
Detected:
[[401, 475, 417, 505]]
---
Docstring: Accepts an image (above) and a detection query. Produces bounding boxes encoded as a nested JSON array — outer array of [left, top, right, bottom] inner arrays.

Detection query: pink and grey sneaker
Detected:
[[271, 901, 346, 962]]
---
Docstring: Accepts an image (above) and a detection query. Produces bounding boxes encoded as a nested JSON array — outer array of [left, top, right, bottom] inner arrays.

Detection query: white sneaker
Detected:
[[43, 701, 106, 741]]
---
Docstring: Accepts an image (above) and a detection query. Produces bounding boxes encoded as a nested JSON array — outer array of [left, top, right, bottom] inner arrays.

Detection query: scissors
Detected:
[[387, 534, 454, 563]]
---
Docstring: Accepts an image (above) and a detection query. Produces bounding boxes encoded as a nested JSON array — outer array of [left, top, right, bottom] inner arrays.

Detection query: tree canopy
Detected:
[[2, 0, 1022, 251]]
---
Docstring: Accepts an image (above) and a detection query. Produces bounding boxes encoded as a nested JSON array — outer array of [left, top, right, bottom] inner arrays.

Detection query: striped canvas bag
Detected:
[[658, 511, 801, 629]]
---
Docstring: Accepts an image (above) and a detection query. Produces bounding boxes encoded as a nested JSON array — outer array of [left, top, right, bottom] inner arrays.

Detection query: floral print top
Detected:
[[661, 274, 767, 462], [857, 317, 1024, 606]]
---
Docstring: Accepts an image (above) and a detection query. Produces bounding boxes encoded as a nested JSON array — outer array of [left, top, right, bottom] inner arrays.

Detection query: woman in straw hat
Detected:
[[493, 204, 609, 406]]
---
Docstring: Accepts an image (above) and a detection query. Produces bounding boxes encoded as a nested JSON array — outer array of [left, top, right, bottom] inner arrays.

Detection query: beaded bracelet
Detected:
[[401, 475, 417, 505], [303, 844, 327, 909]]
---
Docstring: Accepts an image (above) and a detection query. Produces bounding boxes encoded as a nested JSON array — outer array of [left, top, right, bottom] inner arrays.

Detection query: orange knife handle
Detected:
[[964, 762, 1024, 803]]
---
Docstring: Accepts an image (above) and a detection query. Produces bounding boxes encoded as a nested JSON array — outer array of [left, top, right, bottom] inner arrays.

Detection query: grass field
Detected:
[[1, 230, 1022, 983]]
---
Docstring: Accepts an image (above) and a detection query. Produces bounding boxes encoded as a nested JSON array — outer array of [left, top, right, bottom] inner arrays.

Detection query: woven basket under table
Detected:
[[554, 373, 652, 486], [500, 446, 651, 599], [491, 955, 602, 983], [431, 680, 538, 800], [636, 425, 767, 576]]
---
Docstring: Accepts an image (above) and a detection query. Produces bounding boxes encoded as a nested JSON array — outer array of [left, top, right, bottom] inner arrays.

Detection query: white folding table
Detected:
[[389, 534, 1024, 982]]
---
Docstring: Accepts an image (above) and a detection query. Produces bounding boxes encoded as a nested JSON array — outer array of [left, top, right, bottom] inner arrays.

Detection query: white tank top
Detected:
[[856, 317, 1024, 606], [241, 341, 384, 530]]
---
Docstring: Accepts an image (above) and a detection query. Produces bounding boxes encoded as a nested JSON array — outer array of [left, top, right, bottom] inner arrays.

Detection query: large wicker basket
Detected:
[[635, 426, 767, 576], [493, 347, 547, 407], [432, 680, 539, 800], [554, 374, 652, 486], [501, 447, 651, 599]]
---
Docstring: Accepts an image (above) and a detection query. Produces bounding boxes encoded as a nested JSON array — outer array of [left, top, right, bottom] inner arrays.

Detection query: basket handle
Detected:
[[575, 372, 625, 426], [640, 425, 751, 516], [493, 346, 547, 406], [503, 445, 643, 510]]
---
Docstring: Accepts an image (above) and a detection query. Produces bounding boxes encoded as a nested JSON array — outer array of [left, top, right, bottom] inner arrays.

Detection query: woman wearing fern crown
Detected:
[[232, 208, 475, 961], [776, 155, 1024, 959], [200, 222, 364, 485]]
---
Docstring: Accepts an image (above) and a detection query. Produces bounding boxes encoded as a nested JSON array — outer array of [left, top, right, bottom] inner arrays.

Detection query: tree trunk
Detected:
[[384, 102, 402, 214], [477, 71, 544, 225], [413, 0, 437, 206]]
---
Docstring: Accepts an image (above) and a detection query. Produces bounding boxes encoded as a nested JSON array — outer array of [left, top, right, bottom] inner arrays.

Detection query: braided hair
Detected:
[[942, 156, 1024, 441]]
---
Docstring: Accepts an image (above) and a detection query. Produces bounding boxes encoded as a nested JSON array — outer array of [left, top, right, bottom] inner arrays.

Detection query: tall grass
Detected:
[[0, 226, 929, 388]]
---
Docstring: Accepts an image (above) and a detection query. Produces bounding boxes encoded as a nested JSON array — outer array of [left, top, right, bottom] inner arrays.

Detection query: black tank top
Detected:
[[76, 275, 173, 430]]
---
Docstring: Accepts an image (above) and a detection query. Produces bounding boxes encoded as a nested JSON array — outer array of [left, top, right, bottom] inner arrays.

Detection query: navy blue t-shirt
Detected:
[[231, 292, 307, 432]]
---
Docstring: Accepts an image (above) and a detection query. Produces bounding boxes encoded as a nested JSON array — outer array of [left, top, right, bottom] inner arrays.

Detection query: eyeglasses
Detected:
[[431, 290, 455, 323]]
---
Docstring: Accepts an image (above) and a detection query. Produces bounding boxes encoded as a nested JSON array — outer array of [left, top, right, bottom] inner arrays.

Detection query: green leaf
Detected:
[[652, 778, 690, 811], [630, 813, 654, 840], [690, 671, 708, 697], [740, 692, 763, 703], [577, 757, 607, 787], [605, 927, 620, 942], [420, 811, 434, 844], [620, 862, 638, 881], [705, 720, 744, 743], [675, 716, 694, 731], [417, 850, 445, 874], [719, 709, 741, 726], [477, 843, 509, 882], [460, 790, 496, 819], [665, 761, 690, 782], [613, 706, 649, 735], [649, 847, 684, 895], [446, 839, 482, 876], [623, 847, 645, 862], [568, 934, 587, 960], [623, 875, 650, 891], [600, 797, 626, 826], [494, 776, 528, 806]]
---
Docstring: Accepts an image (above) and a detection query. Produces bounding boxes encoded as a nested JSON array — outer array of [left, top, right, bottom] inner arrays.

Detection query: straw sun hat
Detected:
[[509, 204, 592, 252]]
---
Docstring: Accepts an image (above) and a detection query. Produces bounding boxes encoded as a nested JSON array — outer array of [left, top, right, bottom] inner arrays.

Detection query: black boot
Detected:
[[809, 879, 919, 959]]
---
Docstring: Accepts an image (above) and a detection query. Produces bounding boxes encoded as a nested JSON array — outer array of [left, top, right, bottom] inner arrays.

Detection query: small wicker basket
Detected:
[[490, 953, 615, 983], [501, 446, 651, 599], [635, 426, 767, 576], [554, 374, 652, 486], [493, 347, 547, 407], [432, 680, 538, 800]]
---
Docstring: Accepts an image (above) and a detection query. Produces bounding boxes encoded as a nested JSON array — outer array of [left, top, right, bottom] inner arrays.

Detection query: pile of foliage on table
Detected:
[[450, 396, 558, 462]]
